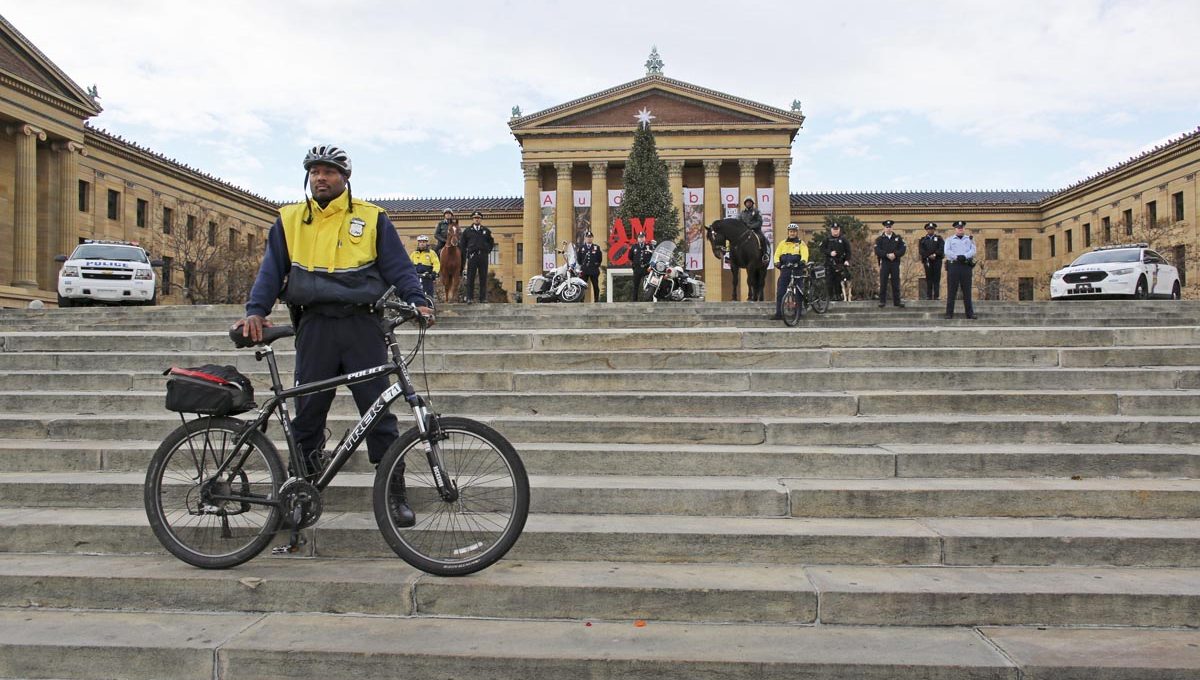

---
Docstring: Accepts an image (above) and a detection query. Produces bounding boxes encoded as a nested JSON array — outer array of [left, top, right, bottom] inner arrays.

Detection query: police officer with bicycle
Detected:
[[410, 235, 440, 300], [236, 145, 432, 527], [771, 223, 809, 321]]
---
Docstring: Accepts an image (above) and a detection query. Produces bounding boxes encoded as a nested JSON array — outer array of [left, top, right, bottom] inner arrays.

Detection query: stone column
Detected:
[[770, 157, 792, 302], [589, 161, 609, 302], [9, 124, 47, 288], [667, 159, 684, 237], [54, 141, 86, 260], [554, 162, 573, 258], [521, 162, 540, 304], [736, 158, 758, 300], [702, 159, 723, 301]]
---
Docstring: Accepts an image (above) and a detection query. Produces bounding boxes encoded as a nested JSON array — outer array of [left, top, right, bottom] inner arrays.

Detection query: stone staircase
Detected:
[[0, 300, 1198, 679]]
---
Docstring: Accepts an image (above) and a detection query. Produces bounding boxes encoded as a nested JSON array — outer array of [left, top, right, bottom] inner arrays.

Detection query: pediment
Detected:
[[512, 75, 803, 131], [0, 16, 101, 117]]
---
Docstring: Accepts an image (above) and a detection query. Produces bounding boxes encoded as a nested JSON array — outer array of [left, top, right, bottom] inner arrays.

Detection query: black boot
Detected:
[[388, 472, 416, 528]]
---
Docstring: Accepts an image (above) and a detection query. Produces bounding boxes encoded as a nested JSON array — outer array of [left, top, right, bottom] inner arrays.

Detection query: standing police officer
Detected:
[[410, 235, 440, 301], [771, 223, 809, 321], [577, 231, 603, 302], [874, 220, 906, 307], [821, 222, 852, 301], [237, 144, 432, 527], [460, 210, 495, 304], [944, 220, 977, 319], [918, 222, 945, 300], [629, 231, 653, 301]]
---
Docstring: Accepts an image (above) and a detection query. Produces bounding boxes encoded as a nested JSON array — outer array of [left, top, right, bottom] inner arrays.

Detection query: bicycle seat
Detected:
[[228, 325, 295, 348]]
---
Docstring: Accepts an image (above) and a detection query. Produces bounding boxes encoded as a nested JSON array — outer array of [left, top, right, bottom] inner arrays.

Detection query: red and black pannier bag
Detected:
[[164, 365, 255, 415]]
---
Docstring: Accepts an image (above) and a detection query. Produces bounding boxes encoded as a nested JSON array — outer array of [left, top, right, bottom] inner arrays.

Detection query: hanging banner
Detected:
[[573, 190, 592, 252], [757, 187, 776, 270], [539, 190, 556, 271], [683, 187, 704, 270], [721, 187, 739, 269], [607, 189, 624, 228], [721, 187, 740, 219]]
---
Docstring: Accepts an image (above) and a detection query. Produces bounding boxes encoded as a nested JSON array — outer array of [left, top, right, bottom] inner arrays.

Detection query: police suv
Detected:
[[56, 240, 161, 307], [1050, 243, 1181, 300]]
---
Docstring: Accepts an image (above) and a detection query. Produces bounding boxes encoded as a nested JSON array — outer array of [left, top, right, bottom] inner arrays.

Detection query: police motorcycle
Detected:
[[644, 240, 705, 301], [528, 241, 588, 303]]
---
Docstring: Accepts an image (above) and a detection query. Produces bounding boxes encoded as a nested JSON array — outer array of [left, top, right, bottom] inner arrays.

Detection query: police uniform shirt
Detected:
[[462, 225, 494, 256], [919, 234, 944, 261], [944, 234, 977, 261], [874, 232, 906, 259], [579, 243, 603, 272], [822, 235, 851, 262], [629, 243, 653, 270]]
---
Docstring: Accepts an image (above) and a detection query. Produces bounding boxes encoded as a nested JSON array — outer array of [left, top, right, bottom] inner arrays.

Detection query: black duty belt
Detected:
[[301, 302, 376, 318]]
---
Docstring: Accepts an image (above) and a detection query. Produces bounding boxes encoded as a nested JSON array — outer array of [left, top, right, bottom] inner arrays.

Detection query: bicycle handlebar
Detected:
[[374, 286, 432, 327]]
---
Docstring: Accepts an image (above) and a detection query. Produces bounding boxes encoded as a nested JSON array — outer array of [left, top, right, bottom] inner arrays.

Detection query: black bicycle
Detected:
[[780, 262, 829, 326], [143, 288, 529, 576]]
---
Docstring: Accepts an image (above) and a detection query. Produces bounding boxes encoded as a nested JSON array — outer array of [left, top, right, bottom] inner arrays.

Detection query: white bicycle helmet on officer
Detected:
[[303, 145, 352, 177]]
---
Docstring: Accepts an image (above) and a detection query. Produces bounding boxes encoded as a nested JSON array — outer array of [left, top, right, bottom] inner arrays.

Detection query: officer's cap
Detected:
[[882, 220, 895, 227], [636, 231, 646, 239], [953, 220, 967, 228], [584, 232, 594, 238], [472, 211, 483, 218], [442, 208, 454, 215], [924, 222, 937, 230], [829, 222, 841, 230], [416, 235, 429, 241]]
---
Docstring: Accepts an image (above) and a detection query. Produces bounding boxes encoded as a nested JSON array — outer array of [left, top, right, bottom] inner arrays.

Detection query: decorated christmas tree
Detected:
[[616, 110, 680, 244]]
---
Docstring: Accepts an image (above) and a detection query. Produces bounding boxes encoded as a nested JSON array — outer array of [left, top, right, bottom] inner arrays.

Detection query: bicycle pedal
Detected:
[[271, 538, 306, 555]]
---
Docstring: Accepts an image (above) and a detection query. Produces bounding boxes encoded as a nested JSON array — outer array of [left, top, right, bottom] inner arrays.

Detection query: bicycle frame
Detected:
[[203, 319, 452, 508]]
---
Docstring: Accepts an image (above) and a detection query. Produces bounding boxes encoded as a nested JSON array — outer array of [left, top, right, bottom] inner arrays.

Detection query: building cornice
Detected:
[[0, 15, 101, 117]]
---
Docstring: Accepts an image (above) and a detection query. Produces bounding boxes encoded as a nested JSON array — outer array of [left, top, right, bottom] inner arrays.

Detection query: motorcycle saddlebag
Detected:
[[164, 365, 255, 415], [528, 276, 550, 295]]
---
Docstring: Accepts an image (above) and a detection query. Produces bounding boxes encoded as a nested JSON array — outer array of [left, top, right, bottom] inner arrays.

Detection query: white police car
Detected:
[[1050, 243, 1181, 300], [56, 240, 161, 307]]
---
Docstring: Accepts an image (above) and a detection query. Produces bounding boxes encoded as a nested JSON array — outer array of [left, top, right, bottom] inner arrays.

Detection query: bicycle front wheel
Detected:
[[373, 416, 529, 576], [144, 416, 284, 569], [808, 279, 830, 314], [781, 288, 802, 327]]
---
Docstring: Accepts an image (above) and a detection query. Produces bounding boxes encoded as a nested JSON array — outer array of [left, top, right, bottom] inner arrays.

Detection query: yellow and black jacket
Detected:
[[410, 248, 441, 276], [245, 191, 424, 316], [774, 238, 810, 269]]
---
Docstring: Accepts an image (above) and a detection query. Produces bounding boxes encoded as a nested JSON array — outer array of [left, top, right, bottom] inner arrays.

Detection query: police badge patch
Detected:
[[348, 217, 366, 238]]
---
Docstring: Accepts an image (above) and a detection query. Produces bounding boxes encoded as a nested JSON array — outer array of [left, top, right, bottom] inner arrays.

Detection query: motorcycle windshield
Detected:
[[563, 243, 578, 268], [649, 241, 676, 269]]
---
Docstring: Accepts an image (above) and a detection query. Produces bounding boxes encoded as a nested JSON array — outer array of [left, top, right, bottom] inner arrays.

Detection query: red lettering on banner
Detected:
[[687, 192, 700, 204], [542, 194, 554, 206], [608, 217, 656, 266]]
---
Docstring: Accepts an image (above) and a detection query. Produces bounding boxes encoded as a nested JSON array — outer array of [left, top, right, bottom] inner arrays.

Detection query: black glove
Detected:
[[956, 255, 966, 264]]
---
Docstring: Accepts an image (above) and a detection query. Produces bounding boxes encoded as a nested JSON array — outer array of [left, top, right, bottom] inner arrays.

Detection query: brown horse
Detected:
[[439, 222, 463, 304]]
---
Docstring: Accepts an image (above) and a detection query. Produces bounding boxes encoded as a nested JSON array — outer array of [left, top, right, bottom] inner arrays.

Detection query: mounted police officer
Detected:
[[433, 208, 454, 254], [821, 222, 852, 301], [944, 220, 977, 319], [918, 222, 945, 300], [411, 235, 440, 300], [771, 223, 809, 321], [577, 231, 603, 302], [874, 219, 906, 307], [236, 144, 432, 527], [739, 197, 768, 260], [460, 210, 495, 304], [628, 231, 653, 301]]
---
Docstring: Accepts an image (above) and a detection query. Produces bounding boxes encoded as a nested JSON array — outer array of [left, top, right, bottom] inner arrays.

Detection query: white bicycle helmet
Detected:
[[303, 144, 352, 177]]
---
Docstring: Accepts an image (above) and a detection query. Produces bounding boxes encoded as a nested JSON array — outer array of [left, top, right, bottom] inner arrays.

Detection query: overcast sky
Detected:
[[7, 0, 1200, 203]]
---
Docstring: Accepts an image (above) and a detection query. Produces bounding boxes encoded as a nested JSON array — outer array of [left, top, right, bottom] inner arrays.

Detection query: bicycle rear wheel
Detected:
[[373, 416, 529, 576], [808, 279, 830, 314], [144, 416, 284, 568], [781, 288, 802, 327]]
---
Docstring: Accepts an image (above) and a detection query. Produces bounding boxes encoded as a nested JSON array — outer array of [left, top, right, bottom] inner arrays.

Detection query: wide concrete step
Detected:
[[3, 325, 1197, 353], [4, 412, 1200, 446], [4, 509, 1198, 566], [0, 554, 1195, 628], [5, 388, 1199, 418], [3, 472, 1198, 519], [14, 609, 1200, 680], [4, 344, 1199, 374], [4, 439, 1196, 479]]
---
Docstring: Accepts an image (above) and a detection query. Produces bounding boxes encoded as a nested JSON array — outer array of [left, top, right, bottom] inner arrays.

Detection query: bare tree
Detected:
[[159, 198, 260, 305]]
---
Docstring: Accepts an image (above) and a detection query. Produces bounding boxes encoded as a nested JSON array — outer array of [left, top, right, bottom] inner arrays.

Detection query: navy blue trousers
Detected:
[[775, 269, 800, 318], [292, 313, 399, 465], [466, 254, 488, 302]]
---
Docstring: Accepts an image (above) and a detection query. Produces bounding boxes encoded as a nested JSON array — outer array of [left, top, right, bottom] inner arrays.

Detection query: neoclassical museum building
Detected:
[[0, 14, 1197, 307]]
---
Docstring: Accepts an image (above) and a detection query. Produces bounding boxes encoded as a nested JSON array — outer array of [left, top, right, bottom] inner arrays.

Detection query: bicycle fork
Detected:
[[412, 404, 458, 503]]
